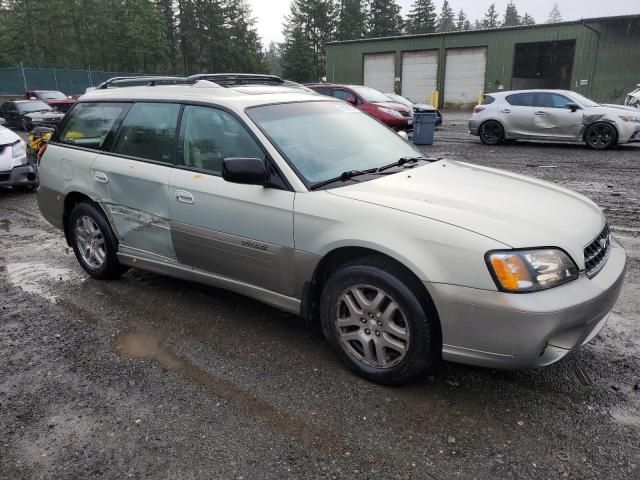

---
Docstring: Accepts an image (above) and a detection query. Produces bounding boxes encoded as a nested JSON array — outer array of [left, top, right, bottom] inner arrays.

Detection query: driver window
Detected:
[[179, 105, 265, 174]]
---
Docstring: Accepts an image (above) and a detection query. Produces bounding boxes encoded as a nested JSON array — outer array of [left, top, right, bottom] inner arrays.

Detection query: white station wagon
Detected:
[[37, 81, 626, 384]]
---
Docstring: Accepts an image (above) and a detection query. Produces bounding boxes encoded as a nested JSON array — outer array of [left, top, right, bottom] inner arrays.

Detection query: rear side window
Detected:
[[179, 105, 264, 174], [112, 102, 181, 163], [506, 93, 535, 107], [58, 102, 127, 150], [482, 95, 495, 105], [312, 87, 332, 96]]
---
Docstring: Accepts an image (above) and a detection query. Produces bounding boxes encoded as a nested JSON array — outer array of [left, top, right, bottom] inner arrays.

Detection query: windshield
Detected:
[[569, 92, 600, 108], [350, 86, 394, 103], [37, 91, 67, 100], [387, 94, 413, 107], [17, 101, 52, 113], [247, 101, 423, 186]]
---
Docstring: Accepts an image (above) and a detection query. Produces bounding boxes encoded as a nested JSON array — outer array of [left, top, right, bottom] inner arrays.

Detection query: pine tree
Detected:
[[367, 0, 403, 38], [547, 3, 562, 23], [502, 1, 520, 27], [225, 0, 266, 73], [264, 42, 283, 76], [336, 0, 367, 40], [405, 0, 437, 35], [436, 0, 455, 33], [473, 18, 482, 30], [482, 3, 499, 29], [521, 13, 536, 26], [281, 24, 314, 82], [455, 9, 468, 31]]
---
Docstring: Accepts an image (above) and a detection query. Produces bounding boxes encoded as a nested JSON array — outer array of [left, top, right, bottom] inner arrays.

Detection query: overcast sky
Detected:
[[251, 0, 638, 45]]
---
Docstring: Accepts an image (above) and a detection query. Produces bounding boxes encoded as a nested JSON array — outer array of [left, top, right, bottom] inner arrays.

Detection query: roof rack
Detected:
[[94, 76, 188, 90], [187, 73, 285, 87]]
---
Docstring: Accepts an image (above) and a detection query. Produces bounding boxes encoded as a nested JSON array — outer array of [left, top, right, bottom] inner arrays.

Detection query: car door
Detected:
[[533, 93, 584, 138], [169, 104, 296, 295], [501, 93, 535, 137], [90, 101, 181, 260]]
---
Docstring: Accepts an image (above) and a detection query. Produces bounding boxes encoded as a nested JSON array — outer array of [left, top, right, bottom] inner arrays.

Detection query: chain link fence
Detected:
[[0, 64, 146, 97]]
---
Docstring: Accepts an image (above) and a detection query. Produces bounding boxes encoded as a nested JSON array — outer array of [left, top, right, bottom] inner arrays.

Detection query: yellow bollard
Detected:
[[429, 90, 439, 108], [477, 90, 484, 106]]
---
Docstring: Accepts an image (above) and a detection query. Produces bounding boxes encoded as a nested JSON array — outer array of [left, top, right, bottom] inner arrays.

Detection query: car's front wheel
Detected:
[[320, 257, 439, 385], [479, 120, 505, 145], [584, 122, 617, 150], [69, 202, 125, 280]]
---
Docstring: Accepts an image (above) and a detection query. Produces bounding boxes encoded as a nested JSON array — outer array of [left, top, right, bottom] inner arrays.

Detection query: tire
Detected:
[[69, 202, 124, 280], [584, 122, 617, 150], [320, 257, 440, 385], [479, 120, 505, 145]]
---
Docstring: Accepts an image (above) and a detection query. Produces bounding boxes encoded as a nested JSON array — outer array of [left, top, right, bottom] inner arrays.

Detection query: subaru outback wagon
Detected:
[[37, 81, 626, 385]]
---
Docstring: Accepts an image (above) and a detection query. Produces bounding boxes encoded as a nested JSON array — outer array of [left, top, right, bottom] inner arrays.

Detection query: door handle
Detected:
[[94, 171, 109, 184], [175, 190, 195, 204], [501, 109, 511, 113], [535, 111, 546, 116]]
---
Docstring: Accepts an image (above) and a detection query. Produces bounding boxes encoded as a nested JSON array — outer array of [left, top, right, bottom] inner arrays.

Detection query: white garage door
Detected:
[[363, 53, 395, 94], [444, 47, 487, 107], [401, 50, 438, 103]]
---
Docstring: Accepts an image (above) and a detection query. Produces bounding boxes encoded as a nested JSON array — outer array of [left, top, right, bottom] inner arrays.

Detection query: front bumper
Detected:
[[0, 164, 39, 188], [428, 237, 626, 369], [384, 116, 414, 131], [618, 122, 640, 144]]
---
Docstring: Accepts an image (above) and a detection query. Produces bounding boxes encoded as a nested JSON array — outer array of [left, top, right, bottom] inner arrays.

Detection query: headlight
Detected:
[[11, 140, 28, 166], [378, 107, 403, 118], [619, 115, 640, 123], [486, 249, 579, 293]]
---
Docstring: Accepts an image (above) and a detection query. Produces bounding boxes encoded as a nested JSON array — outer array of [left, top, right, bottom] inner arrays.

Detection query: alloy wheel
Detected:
[[586, 124, 614, 149], [335, 285, 410, 369], [480, 121, 503, 144], [75, 215, 106, 269]]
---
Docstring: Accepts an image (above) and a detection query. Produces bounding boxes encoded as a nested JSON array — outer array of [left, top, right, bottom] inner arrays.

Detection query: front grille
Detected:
[[0, 172, 10, 182], [584, 224, 612, 278]]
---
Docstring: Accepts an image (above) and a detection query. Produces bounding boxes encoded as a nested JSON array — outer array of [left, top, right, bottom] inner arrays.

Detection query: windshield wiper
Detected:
[[309, 168, 380, 190], [377, 156, 430, 172]]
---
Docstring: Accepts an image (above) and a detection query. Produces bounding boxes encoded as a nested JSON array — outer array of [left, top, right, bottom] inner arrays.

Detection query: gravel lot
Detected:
[[1, 114, 639, 479]]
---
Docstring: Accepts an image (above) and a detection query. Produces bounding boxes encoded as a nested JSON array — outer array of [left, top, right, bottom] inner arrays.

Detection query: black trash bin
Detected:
[[412, 112, 437, 145]]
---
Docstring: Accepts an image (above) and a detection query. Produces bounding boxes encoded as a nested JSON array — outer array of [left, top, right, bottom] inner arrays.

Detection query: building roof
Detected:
[[327, 14, 640, 46]]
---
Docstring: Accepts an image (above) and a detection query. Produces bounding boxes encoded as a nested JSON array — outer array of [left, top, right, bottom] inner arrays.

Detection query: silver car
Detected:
[[469, 89, 640, 149], [37, 83, 626, 385]]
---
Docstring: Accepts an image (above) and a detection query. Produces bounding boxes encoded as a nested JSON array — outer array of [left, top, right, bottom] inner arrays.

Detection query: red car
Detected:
[[25, 90, 76, 113], [306, 83, 413, 130]]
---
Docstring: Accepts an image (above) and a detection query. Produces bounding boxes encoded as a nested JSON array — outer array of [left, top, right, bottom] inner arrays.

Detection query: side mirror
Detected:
[[29, 96, 37, 100], [346, 96, 357, 105], [222, 157, 268, 185], [565, 103, 580, 112], [68, 96, 73, 99]]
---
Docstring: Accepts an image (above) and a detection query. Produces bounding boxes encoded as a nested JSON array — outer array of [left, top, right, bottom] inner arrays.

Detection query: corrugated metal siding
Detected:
[[326, 17, 640, 107]]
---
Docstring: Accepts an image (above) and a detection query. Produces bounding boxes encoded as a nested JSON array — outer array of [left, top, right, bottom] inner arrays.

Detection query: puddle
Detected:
[[113, 329, 343, 453], [4, 262, 82, 303], [0, 219, 10, 232]]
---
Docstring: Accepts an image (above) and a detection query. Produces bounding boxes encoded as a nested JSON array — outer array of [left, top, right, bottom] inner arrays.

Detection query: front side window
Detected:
[[179, 105, 264, 174], [113, 102, 181, 163], [535, 93, 573, 108], [58, 102, 128, 150], [332, 89, 354, 101], [248, 101, 423, 186]]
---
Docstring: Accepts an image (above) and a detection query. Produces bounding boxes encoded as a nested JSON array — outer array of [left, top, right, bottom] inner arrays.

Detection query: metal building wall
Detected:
[[325, 16, 640, 107]]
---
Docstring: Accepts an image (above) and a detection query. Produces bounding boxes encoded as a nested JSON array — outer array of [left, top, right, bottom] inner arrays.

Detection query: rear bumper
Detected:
[[468, 119, 480, 136], [429, 237, 626, 369], [0, 164, 39, 188]]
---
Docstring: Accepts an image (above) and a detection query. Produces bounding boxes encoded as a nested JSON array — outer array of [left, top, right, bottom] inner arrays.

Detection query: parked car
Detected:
[[0, 100, 65, 131], [625, 85, 640, 108], [385, 93, 442, 126], [470, 89, 640, 149], [0, 119, 38, 189], [306, 83, 413, 131], [25, 90, 76, 112], [37, 82, 626, 385]]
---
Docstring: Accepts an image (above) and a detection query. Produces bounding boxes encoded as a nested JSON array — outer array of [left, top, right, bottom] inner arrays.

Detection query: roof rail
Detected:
[[94, 76, 188, 90], [187, 73, 284, 87]]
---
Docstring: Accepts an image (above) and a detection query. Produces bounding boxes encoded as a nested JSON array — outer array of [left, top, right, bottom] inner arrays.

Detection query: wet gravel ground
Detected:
[[1, 116, 639, 479]]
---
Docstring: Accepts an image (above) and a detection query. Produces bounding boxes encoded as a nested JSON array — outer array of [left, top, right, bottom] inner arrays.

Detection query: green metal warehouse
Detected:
[[325, 14, 640, 109]]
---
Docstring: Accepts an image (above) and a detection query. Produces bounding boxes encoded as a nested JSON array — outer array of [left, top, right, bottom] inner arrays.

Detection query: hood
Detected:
[[46, 98, 75, 105], [21, 110, 65, 119], [591, 104, 639, 114], [374, 101, 413, 114], [413, 103, 437, 111], [0, 125, 20, 145], [328, 160, 605, 267]]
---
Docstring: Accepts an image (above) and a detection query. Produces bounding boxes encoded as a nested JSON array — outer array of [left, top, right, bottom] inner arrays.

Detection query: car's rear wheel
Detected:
[[479, 120, 505, 145], [320, 257, 439, 385], [585, 122, 617, 150], [69, 202, 125, 280]]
